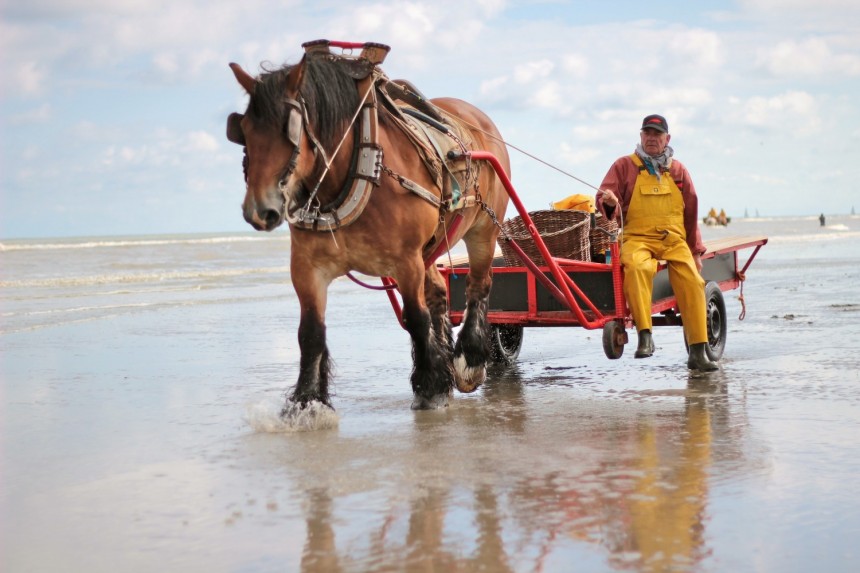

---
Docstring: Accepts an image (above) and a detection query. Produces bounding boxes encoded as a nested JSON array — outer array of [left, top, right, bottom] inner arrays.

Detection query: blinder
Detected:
[[226, 112, 245, 145], [284, 97, 303, 147]]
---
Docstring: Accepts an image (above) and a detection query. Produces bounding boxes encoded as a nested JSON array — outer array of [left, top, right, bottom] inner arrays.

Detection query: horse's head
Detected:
[[227, 57, 360, 231], [227, 60, 309, 231]]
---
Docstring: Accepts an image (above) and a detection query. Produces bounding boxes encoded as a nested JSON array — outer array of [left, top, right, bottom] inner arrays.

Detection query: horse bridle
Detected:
[[226, 94, 325, 193], [227, 68, 382, 230]]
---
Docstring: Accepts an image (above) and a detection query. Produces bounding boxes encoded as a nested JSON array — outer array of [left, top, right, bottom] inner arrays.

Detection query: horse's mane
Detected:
[[249, 56, 361, 151]]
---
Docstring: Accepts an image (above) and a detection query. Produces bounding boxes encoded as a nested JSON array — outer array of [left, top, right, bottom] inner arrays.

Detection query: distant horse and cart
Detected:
[[226, 40, 766, 415]]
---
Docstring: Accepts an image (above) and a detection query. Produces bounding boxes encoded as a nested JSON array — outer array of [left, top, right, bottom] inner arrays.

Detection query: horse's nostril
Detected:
[[263, 209, 281, 229]]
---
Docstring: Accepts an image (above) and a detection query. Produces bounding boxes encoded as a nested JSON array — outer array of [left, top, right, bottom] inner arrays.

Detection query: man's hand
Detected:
[[694, 254, 703, 273], [600, 189, 619, 207]]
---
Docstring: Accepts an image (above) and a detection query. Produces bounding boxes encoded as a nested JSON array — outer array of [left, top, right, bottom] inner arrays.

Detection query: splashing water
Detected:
[[245, 398, 340, 432]]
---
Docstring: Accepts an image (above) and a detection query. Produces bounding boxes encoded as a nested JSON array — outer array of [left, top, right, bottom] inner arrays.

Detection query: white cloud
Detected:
[[747, 173, 788, 185], [514, 60, 555, 84], [559, 142, 601, 166], [529, 81, 563, 109], [185, 131, 219, 152], [12, 62, 46, 96], [153, 53, 180, 75], [731, 91, 820, 133], [757, 37, 860, 77], [475, 0, 506, 17], [479, 76, 509, 98], [669, 29, 724, 69], [9, 104, 52, 125], [739, 0, 857, 10], [562, 54, 589, 78]]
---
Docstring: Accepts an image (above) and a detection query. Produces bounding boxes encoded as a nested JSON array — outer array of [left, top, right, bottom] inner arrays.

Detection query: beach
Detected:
[[2, 215, 860, 572]]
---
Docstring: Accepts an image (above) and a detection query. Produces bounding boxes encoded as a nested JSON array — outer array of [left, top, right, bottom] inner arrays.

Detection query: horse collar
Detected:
[[286, 76, 383, 232]]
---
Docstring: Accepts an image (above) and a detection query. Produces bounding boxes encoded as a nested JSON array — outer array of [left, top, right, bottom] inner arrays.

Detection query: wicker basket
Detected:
[[498, 210, 591, 267], [590, 213, 619, 262]]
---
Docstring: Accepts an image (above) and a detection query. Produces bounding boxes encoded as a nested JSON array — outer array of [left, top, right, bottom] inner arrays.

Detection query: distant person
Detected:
[[820, 213, 826, 227], [718, 209, 728, 226], [596, 114, 718, 371]]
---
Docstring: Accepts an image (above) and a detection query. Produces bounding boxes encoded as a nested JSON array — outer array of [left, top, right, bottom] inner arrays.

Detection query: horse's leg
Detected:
[[400, 260, 454, 410], [286, 264, 334, 412], [453, 233, 495, 393], [425, 265, 453, 357]]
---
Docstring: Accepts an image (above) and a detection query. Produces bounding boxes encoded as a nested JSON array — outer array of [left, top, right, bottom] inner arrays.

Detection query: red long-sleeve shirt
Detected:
[[595, 155, 706, 256]]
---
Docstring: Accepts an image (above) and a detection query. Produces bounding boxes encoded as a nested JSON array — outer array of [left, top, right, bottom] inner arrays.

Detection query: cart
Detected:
[[436, 151, 768, 363]]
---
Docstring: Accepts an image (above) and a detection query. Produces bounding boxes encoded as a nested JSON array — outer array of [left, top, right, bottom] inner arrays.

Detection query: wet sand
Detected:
[[3, 220, 860, 572]]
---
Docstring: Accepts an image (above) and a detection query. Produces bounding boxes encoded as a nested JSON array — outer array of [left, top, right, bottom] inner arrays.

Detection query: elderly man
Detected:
[[596, 114, 718, 371]]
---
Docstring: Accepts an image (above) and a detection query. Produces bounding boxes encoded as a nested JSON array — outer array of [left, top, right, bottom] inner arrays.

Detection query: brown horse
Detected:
[[226, 41, 510, 411]]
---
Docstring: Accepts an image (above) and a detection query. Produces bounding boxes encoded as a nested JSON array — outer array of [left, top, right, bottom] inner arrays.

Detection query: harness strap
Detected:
[[630, 152, 681, 187], [380, 164, 442, 208]]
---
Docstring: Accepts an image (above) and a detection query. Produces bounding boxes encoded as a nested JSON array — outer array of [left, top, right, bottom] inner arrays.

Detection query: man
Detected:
[[596, 114, 718, 371]]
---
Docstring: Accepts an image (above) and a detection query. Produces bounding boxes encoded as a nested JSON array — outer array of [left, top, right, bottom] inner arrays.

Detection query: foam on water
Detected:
[[0, 266, 291, 289], [0, 234, 286, 252], [245, 397, 340, 432]]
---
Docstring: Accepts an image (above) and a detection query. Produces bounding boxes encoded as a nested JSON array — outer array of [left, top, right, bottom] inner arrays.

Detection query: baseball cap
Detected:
[[641, 114, 669, 133]]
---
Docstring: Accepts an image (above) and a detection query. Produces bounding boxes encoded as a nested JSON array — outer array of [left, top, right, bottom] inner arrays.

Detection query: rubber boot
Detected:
[[687, 343, 719, 371], [634, 329, 655, 358]]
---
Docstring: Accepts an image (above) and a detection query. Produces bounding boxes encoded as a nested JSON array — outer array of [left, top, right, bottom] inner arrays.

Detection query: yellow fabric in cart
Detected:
[[551, 193, 595, 212]]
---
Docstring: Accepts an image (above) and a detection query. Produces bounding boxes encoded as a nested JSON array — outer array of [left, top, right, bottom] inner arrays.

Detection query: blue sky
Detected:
[[2, 0, 859, 238]]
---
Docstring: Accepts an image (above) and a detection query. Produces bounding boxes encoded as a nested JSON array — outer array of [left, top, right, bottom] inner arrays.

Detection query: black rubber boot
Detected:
[[687, 343, 719, 371], [634, 329, 654, 358]]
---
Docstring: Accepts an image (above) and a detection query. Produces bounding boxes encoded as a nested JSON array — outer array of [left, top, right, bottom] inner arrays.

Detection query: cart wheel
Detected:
[[602, 320, 626, 359], [489, 324, 524, 364], [704, 281, 727, 360]]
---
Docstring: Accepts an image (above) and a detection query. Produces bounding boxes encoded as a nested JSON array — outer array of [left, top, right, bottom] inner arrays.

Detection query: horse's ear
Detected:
[[229, 62, 256, 95], [286, 55, 306, 95]]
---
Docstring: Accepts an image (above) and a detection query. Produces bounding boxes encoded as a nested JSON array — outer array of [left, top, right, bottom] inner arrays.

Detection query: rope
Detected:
[[346, 272, 398, 291], [453, 116, 603, 192], [453, 113, 626, 260], [736, 270, 747, 320]]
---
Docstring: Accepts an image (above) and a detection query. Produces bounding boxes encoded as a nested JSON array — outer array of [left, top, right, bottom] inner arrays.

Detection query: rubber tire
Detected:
[[489, 324, 524, 364], [602, 320, 625, 359], [704, 281, 727, 361]]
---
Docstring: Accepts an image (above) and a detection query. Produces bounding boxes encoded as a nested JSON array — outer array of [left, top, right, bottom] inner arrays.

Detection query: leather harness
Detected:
[[274, 41, 480, 233]]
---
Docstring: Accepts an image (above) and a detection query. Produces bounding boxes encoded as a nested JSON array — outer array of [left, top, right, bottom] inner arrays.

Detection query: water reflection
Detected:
[[301, 488, 340, 572], [288, 373, 746, 572]]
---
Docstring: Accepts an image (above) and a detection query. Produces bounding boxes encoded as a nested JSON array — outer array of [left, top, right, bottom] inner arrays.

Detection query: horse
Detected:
[[226, 40, 510, 412]]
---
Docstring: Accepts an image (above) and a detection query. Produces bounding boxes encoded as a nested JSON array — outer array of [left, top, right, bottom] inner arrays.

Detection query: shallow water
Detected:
[[2, 216, 860, 572]]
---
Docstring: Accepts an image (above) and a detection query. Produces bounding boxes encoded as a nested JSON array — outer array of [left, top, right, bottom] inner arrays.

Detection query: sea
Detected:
[[2, 215, 857, 335]]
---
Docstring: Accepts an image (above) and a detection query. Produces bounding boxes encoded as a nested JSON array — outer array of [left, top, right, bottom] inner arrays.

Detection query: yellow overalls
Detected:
[[620, 154, 708, 344]]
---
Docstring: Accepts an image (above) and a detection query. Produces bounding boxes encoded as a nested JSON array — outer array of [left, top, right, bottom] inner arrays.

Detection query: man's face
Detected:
[[640, 128, 670, 156]]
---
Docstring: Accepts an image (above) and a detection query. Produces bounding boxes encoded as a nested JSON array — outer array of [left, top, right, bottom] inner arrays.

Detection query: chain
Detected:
[[477, 195, 511, 241], [379, 163, 399, 182]]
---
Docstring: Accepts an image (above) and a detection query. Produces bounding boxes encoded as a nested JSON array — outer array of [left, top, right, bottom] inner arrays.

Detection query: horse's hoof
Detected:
[[453, 355, 486, 393], [277, 399, 339, 431], [411, 393, 449, 410]]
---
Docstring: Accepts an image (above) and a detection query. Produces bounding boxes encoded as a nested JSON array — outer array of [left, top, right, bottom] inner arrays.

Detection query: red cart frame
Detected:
[[384, 150, 767, 360]]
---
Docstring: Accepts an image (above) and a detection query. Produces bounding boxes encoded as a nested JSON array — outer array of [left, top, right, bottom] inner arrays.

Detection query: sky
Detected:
[[2, 0, 859, 239]]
